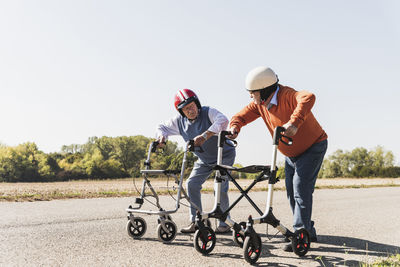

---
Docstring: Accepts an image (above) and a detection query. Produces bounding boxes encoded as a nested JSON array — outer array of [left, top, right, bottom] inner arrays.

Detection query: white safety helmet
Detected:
[[245, 66, 278, 91]]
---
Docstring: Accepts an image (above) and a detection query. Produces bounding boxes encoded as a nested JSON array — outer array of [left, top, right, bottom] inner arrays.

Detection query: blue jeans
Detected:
[[285, 139, 327, 238], [186, 152, 235, 227]]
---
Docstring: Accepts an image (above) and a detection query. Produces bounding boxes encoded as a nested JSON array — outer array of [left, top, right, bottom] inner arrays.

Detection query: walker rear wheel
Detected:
[[157, 219, 177, 243], [292, 229, 310, 256]]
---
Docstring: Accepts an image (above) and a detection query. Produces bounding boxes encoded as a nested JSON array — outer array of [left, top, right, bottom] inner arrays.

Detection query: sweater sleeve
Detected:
[[288, 90, 316, 128], [229, 103, 261, 133]]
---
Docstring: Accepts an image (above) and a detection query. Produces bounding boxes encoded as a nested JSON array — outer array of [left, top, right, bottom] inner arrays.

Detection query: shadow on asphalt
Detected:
[[129, 233, 399, 266], [212, 234, 400, 266]]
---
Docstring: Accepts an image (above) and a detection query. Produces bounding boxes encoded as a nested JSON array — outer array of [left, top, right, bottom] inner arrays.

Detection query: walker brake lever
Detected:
[[273, 126, 293, 146], [279, 136, 293, 146], [219, 130, 237, 147], [225, 138, 237, 147]]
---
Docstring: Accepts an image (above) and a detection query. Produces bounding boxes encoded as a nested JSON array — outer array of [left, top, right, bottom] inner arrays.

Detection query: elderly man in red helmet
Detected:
[[229, 66, 327, 251], [156, 89, 236, 234]]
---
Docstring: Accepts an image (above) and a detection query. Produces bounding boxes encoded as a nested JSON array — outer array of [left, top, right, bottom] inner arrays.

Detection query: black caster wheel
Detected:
[[243, 234, 262, 264], [292, 228, 310, 257], [193, 227, 216, 255], [157, 219, 177, 243], [126, 217, 147, 239], [232, 222, 247, 248]]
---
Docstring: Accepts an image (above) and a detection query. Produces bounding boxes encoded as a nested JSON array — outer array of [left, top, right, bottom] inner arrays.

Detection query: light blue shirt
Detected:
[[267, 85, 280, 110]]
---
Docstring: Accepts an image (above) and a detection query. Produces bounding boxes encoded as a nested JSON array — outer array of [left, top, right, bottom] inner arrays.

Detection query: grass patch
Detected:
[[361, 254, 400, 267]]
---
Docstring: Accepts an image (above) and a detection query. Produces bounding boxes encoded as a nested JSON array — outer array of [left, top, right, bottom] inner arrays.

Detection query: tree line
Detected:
[[0, 136, 197, 182], [0, 136, 399, 182], [318, 146, 400, 178]]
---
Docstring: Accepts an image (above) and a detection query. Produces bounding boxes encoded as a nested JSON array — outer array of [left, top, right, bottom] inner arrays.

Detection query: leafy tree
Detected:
[[0, 142, 41, 182]]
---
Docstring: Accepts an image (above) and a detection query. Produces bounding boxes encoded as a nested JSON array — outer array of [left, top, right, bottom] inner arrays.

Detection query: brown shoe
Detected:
[[180, 222, 196, 234]]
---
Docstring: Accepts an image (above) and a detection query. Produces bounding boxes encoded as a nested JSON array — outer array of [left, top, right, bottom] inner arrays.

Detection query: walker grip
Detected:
[[150, 141, 159, 152], [188, 140, 204, 153], [273, 126, 293, 146], [219, 131, 237, 148]]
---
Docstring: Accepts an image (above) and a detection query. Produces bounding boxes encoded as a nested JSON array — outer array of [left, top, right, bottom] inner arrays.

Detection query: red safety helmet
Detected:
[[174, 89, 201, 117]]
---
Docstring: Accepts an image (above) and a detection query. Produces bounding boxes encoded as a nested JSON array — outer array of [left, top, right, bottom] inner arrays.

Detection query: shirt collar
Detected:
[[267, 85, 280, 110]]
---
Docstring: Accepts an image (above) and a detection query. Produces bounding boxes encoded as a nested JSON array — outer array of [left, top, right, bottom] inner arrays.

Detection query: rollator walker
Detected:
[[126, 140, 206, 243], [193, 127, 310, 264]]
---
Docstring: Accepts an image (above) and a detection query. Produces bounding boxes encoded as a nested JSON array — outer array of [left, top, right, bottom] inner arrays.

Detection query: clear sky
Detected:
[[1, 1, 399, 166]]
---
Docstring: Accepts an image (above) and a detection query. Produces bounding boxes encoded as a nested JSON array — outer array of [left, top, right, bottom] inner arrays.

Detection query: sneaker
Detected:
[[214, 225, 231, 234], [180, 222, 196, 234], [283, 243, 293, 252]]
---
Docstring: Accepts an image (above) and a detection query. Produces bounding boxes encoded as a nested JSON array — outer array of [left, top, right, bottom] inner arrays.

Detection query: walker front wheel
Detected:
[[126, 217, 147, 239], [193, 227, 216, 255], [232, 222, 247, 248], [292, 229, 310, 257], [157, 220, 177, 243], [243, 234, 262, 264]]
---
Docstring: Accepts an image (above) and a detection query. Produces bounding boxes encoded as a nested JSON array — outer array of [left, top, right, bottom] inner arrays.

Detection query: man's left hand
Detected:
[[282, 122, 298, 137], [194, 135, 206, 147]]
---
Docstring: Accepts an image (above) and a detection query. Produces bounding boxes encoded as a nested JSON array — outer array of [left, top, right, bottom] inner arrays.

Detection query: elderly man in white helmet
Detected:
[[229, 66, 328, 252]]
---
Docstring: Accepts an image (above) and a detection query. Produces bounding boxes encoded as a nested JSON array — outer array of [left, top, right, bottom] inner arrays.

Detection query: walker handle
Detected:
[[273, 126, 293, 146], [150, 141, 166, 152], [188, 140, 204, 153], [219, 130, 237, 148], [150, 141, 159, 152]]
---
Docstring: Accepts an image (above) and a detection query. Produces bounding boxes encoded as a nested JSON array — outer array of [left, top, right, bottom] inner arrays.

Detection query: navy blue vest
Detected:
[[177, 106, 235, 165]]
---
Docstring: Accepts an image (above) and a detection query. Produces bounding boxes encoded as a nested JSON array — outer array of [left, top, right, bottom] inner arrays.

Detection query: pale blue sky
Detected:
[[1, 1, 399, 166]]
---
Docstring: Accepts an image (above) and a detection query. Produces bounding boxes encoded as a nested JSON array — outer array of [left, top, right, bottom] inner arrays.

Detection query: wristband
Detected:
[[201, 132, 208, 140]]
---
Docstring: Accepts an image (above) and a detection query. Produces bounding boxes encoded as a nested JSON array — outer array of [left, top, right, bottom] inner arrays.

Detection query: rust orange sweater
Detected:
[[230, 85, 327, 157]]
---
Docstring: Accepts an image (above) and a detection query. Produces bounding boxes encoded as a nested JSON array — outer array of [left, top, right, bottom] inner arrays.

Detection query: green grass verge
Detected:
[[1, 183, 399, 202]]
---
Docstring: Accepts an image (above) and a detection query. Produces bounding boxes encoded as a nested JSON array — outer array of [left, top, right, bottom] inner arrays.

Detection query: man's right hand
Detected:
[[157, 136, 167, 148], [227, 127, 239, 139]]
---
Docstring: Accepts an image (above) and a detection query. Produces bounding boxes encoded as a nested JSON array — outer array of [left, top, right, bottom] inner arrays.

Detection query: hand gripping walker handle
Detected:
[[150, 141, 159, 152], [150, 140, 167, 152], [218, 130, 238, 148], [188, 140, 204, 153], [273, 126, 293, 146]]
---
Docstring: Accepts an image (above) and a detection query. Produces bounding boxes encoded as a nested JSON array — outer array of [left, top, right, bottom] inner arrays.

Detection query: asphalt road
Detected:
[[1, 187, 399, 266]]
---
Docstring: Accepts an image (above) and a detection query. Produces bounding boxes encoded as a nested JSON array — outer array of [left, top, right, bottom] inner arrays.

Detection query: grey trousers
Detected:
[[186, 153, 235, 227]]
